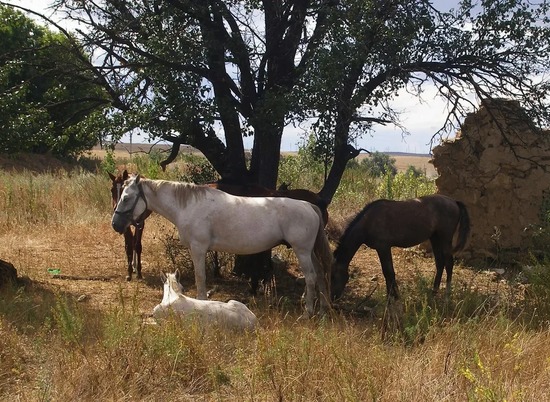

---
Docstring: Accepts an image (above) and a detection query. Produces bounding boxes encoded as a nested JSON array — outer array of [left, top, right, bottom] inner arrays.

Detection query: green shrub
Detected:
[[131, 151, 163, 179], [360, 152, 397, 177], [178, 153, 219, 184], [521, 258, 550, 325], [278, 154, 324, 191], [99, 149, 116, 175], [376, 170, 436, 200]]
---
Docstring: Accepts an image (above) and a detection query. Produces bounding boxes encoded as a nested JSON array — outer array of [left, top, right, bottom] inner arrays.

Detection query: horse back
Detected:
[[347, 195, 462, 249], [178, 189, 322, 253], [207, 182, 273, 197], [207, 181, 328, 225]]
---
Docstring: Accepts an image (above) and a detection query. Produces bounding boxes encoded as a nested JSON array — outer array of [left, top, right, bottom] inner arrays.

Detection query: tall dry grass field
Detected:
[[1, 156, 550, 401]]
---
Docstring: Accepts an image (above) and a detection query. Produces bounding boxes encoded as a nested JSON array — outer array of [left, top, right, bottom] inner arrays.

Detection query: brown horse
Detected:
[[331, 194, 470, 300], [109, 170, 146, 281]]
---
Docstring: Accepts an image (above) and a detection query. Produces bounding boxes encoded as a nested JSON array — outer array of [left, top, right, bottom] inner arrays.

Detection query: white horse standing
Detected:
[[153, 271, 258, 330], [112, 175, 332, 318]]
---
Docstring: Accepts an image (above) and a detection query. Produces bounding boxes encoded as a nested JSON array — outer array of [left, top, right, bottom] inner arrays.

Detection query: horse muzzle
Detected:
[[330, 268, 349, 301], [111, 214, 130, 234]]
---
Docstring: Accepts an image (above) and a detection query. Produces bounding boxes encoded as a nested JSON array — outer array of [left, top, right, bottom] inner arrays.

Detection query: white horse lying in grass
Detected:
[[152, 271, 258, 331]]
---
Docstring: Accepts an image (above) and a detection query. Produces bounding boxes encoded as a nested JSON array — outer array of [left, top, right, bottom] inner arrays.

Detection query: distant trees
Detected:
[[0, 6, 109, 157], [361, 152, 397, 177]]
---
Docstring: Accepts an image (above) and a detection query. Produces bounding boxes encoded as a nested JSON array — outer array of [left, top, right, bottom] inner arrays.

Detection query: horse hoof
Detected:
[[136, 274, 143, 280], [126, 276, 131, 281]]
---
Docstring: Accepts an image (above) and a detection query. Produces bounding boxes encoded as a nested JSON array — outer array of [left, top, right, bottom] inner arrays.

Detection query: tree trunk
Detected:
[[318, 64, 362, 204], [233, 124, 283, 293], [233, 252, 273, 295], [250, 124, 283, 188], [319, 143, 361, 204]]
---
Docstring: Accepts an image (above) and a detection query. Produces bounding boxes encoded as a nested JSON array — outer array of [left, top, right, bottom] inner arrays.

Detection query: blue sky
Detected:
[[9, 0, 464, 154]]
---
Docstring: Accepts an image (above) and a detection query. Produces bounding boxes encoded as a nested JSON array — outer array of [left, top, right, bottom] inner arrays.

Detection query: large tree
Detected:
[[0, 5, 110, 157], [6, 0, 549, 197], [301, 0, 550, 201]]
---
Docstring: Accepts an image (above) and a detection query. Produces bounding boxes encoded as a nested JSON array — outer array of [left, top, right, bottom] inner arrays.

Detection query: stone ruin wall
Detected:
[[431, 99, 550, 261]]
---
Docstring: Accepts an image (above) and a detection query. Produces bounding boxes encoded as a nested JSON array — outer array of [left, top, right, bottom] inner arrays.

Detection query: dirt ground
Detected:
[[1, 212, 514, 322]]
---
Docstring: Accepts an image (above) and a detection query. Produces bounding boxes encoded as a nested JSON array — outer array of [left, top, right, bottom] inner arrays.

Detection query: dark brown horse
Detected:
[[331, 194, 470, 300], [109, 170, 146, 281]]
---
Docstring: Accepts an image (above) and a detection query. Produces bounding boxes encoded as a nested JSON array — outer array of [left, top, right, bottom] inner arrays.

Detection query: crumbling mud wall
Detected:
[[431, 99, 550, 260]]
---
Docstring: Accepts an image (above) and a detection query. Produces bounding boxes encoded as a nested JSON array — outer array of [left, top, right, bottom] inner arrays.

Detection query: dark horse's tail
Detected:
[[453, 201, 471, 253]]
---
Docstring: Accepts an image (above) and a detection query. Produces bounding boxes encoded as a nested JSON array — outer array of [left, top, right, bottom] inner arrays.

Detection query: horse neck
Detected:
[[334, 222, 365, 267], [140, 179, 185, 223]]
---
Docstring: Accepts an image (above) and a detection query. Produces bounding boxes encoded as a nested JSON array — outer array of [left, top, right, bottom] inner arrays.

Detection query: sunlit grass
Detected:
[[3, 281, 550, 400], [2, 152, 550, 400]]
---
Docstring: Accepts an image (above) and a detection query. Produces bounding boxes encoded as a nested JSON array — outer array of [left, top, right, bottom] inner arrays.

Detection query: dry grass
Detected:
[[1, 157, 549, 401]]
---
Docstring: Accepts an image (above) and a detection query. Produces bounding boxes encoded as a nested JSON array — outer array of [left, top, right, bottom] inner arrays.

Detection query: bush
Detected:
[[278, 153, 324, 191], [360, 152, 397, 177], [376, 170, 436, 200], [178, 153, 219, 184]]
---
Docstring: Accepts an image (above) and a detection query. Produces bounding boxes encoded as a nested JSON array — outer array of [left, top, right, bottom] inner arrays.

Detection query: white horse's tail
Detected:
[[312, 205, 333, 301]]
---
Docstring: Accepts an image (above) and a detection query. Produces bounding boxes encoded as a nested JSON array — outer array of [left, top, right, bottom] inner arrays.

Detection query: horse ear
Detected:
[[175, 269, 181, 281], [160, 272, 167, 283], [122, 170, 129, 180], [278, 181, 290, 191], [135, 174, 141, 184], [108, 172, 116, 181]]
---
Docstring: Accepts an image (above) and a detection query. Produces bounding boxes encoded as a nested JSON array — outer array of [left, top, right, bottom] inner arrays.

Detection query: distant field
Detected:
[[391, 154, 436, 176], [91, 143, 436, 177]]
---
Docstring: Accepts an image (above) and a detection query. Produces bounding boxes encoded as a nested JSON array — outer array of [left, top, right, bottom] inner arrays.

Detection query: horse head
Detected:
[[164, 271, 184, 294], [155, 271, 185, 316], [330, 260, 350, 301], [108, 169, 129, 209], [111, 174, 148, 234]]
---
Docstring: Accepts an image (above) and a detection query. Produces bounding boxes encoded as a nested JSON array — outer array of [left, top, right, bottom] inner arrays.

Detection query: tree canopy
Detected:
[[4, 0, 550, 199], [0, 5, 110, 157], [361, 152, 398, 177]]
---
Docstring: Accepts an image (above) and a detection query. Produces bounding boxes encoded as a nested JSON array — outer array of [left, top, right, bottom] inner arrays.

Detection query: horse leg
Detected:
[[189, 246, 208, 299], [443, 247, 454, 295], [134, 224, 144, 280], [124, 228, 134, 281], [376, 248, 399, 299], [295, 251, 318, 318], [431, 238, 454, 296], [430, 238, 445, 292]]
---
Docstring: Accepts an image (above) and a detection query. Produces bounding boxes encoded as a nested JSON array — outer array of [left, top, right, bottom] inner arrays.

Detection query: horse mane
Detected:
[[334, 200, 382, 258], [141, 179, 210, 209]]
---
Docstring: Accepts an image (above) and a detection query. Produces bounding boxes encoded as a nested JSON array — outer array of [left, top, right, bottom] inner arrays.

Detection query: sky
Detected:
[[6, 0, 465, 155]]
